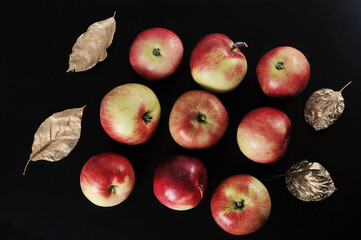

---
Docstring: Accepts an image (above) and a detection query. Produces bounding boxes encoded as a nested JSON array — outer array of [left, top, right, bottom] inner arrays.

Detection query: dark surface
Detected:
[[1, 0, 360, 239]]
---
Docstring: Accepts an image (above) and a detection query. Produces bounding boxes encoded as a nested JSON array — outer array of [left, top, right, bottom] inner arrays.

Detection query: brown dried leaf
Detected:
[[23, 106, 86, 175], [304, 81, 352, 130], [285, 160, 337, 202], [67, 12, 116, 72]]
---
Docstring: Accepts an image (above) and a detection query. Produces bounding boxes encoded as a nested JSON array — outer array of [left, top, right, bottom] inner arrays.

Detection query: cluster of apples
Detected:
[[80, 27, 310, 235]]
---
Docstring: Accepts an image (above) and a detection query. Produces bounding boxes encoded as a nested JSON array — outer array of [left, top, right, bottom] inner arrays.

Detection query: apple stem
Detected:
[[339, 81, 352, 93], [231, 42, 248, 51], [23, 159, 31, 175]]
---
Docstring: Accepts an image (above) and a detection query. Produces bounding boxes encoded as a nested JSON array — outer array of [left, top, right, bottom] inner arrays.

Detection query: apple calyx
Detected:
[[142, 112, 153, 124], [231, 42, 248, 51], [235, 199, 245, 208], [109, 185, 117, 194], [153, 48, 161, 56], [275, 61, 285, 70], [232, 199, 246, 211], [196, 112, 207, 123]]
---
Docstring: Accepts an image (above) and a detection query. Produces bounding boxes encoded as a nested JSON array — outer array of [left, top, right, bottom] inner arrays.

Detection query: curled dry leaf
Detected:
[[304, 81, 352, 130], [67, 12, 116, 72], [285, 160, 337, 202], [23, 106, 86, 175]]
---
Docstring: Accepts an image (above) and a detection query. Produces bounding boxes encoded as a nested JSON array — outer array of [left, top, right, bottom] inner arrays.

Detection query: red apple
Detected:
[[100, 83, 161, 145], [256, 46, 310, 98], [169, 90, 228, 149], [237, 107, 292, 163], [211, 174, 271, 235], [80, 152, 135, 207], [129, 27, 184, 81], [190, 33, 248, 93], [153, 155, 207, 211]]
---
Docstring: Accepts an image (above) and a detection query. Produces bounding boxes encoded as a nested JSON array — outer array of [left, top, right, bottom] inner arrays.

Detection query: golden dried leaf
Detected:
[[23, 106, 86, 175], [304, 81, 351, 130], [66, 12, 116, 72], [285, 160, 337, 202]]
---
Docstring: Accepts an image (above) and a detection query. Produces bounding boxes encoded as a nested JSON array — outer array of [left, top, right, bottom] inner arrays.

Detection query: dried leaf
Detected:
[[304, 81, 352, 130], [67, 12, 116, 72], [285, 160, 337, 201], [23, 106, 86, 175]]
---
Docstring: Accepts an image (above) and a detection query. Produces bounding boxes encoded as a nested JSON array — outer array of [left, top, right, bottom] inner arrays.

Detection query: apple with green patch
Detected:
[[190, 33, 248, 93], [100, 83, 161, 145], [256, 46, 310, 98], [153, 155, 207, 211], [169, 90, 228, 149], [129, 27, 184, 81], [211, 174, 271, 235], [80, 152, 135, 207]]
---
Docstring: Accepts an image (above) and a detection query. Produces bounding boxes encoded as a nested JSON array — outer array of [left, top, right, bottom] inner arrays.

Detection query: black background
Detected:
[[1, 0, 360, 239]]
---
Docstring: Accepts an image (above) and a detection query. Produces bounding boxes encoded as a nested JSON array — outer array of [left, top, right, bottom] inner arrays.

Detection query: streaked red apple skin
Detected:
[[80, 152, 135, 207], [256, 46, 310, 98], [100, 83, 161, 145], [237, 107, 292, 163], [153, 155, 207, 211], [190, 33, 247, 93], [129, 27, 184, 81], [169, 90, 228, 149], [211, 174, 271, 235]]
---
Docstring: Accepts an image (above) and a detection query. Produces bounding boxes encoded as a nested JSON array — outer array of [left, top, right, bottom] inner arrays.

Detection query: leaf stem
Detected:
[[265, 169, 315, 182], [264, 173, 288, 182], [23, 159, 31, 175], [339, 81, 352, 92]]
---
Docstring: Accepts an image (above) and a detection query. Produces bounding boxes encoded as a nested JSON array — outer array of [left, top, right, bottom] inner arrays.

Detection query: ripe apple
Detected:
[[80, 152, 135, 207], [129, 27, 184, 81], [100, 83, 161, 145], [190, 33, 248, 93], [153, 155, 207, 211], [237, 107, 292, 163], [169, 90, 228, 149], [256, 46, 310, 98], [211, 174, 271, 235]]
